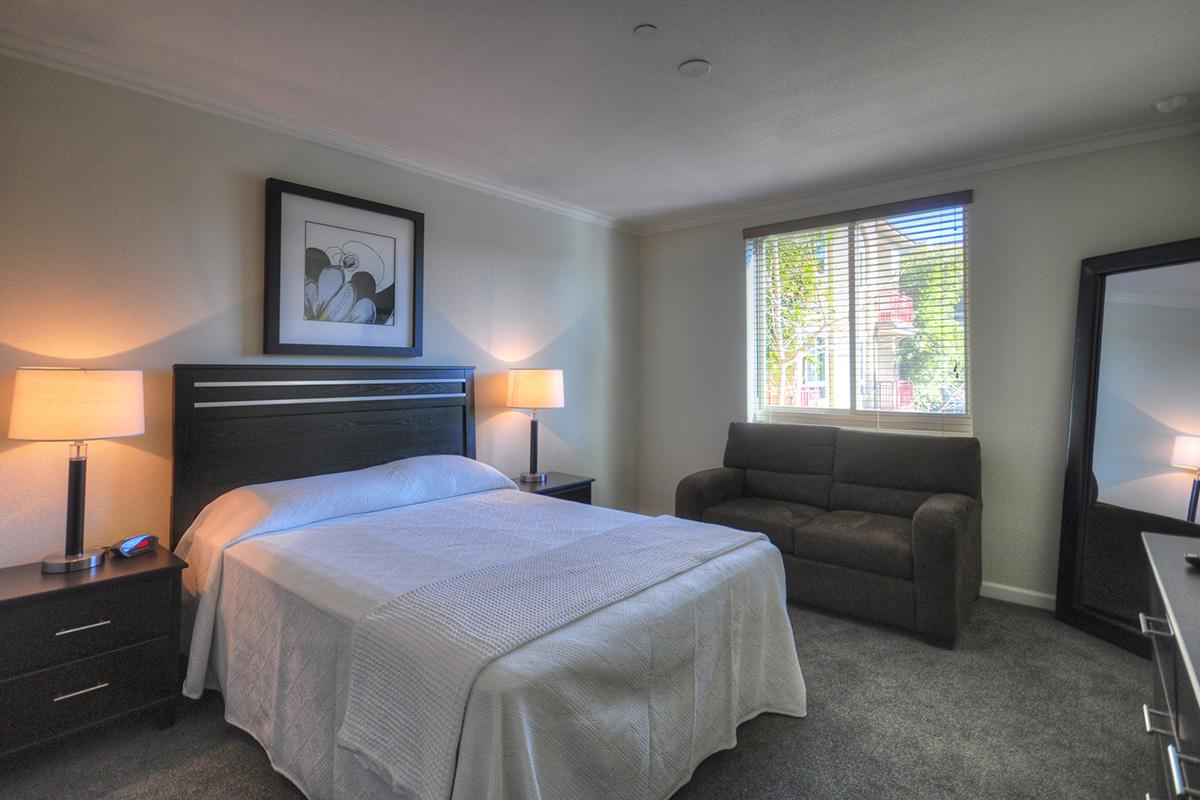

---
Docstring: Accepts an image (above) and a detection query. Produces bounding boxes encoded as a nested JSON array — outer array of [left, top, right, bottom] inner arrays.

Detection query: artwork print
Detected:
[[304, 222, 396, 326], [265, 178, 424, 356]]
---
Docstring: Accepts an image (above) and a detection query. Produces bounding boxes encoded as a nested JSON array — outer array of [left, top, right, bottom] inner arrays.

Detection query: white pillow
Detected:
[[177, 454, 515, 558]]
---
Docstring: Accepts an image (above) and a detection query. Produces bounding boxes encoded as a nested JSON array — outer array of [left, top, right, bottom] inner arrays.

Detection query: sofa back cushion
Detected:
[[831, 429, 981, 518], [723, 422, 836, 508]]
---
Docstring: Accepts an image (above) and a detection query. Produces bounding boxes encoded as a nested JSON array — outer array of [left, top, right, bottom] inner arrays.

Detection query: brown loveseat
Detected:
[[676, 422, 982, 647]]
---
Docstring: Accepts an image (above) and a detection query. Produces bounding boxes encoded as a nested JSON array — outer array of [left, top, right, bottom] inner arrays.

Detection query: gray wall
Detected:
[[1093, 300, 1200, 518], [0, 57, 639, 568], [637, 134, 1200, 604]]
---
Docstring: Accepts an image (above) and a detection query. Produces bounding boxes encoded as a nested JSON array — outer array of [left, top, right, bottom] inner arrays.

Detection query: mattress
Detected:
[[184, 461, 805, 800]]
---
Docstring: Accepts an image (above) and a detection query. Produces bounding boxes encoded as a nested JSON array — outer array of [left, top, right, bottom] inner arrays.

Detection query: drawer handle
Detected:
[[1168, 744, 1200, 797], [1141, 612, 1174, 639], [55, 619, 111, 636], [1145, 704, 1174, 737], [52, 682, 109, 703], [1170, 744, 1187, 796]]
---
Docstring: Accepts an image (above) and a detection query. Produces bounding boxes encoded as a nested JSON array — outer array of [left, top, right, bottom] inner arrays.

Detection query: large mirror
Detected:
[[1057, 238, 1200, 655]]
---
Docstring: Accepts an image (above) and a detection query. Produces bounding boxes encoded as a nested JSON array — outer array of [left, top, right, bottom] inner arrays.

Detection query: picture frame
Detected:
[[264, 178, 424, 356]]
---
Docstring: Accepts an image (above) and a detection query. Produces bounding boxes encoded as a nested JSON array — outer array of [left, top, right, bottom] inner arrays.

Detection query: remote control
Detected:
[[1187, 553, 1200, 568]]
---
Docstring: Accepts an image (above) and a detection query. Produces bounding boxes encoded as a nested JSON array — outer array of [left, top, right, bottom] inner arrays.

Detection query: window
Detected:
[[745, 191, 972, 434]]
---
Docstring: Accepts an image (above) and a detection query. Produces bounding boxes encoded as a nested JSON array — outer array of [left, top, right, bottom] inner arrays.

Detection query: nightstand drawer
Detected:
[[0, 637, 174, 754], [0, 577, 172, 680]]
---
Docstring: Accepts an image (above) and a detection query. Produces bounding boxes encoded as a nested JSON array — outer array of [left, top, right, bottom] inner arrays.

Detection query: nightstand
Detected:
[[515, 472, 595, 504], [0, 546, 186, 758]]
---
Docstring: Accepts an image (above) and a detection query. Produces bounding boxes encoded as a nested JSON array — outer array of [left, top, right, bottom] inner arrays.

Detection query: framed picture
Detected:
[[264, 178, 423, 356]]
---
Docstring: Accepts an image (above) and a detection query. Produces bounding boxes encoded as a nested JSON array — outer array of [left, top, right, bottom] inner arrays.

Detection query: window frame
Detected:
[[744, 190, 973, 435]]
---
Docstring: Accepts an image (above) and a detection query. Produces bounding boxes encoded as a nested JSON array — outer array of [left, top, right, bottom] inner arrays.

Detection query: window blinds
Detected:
[[744, 191, 972, 435]]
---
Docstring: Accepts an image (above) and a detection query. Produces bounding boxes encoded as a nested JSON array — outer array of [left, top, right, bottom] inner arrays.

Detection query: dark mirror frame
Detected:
[[1056, 237, 1200, 656]]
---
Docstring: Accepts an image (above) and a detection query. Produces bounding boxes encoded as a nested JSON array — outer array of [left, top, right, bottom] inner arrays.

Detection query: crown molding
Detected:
[[0, 30, 633, 233], [638, 118, 1200, 236]]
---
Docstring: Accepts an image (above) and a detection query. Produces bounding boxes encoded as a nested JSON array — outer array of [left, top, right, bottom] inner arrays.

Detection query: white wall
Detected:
[[638, 134, 1200, 601], [3, 54, 1199, 605], [1093, 299, 1200, 518], [0, 57, 639, 569]]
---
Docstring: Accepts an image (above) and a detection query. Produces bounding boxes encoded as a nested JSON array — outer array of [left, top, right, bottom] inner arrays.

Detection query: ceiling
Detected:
[[2, 0, 1199, 231]]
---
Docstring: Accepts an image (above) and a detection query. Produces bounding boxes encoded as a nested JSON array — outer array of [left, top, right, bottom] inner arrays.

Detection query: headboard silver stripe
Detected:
[[195, 392, 466, 409], [194, 378, 463, 388]]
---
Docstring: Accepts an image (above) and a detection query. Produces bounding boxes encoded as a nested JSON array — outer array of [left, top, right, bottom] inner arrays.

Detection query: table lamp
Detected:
[[8, 368, 145, 572], [506, 369, 564, 483], [1171, 435, 1200, 524]]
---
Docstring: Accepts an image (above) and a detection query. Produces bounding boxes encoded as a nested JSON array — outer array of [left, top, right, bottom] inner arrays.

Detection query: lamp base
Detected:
[[520, 472, 548, 484], [42, 548, 106, 574], [1188, 473, 1200, 524]]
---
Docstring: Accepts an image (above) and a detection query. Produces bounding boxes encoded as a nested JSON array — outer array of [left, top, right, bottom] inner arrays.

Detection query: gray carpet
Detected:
[[0, 599, 1154, 799]]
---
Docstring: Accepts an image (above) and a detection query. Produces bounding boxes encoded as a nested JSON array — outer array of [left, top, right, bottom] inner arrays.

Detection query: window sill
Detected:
[[753, 406, 973, 436]]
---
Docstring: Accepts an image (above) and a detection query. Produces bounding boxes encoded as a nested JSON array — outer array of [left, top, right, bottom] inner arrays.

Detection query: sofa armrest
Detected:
[[912, 492, 982, 646], [675, 468, 745, 521]]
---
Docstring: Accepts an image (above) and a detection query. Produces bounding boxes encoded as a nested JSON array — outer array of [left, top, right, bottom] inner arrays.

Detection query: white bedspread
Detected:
[[177, 457, 806, 800], [338, 516, 766, 799]]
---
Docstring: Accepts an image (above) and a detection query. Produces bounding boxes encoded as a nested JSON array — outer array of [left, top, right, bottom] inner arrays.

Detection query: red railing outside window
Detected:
[[875, 380, 915, 410]]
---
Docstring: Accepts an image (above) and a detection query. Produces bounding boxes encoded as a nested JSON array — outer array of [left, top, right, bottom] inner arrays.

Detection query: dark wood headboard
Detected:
[[170, 364, 475, 547]]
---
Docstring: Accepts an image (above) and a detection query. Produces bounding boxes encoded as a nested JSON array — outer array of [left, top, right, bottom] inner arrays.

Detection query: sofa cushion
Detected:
[[834, 428, 981, 497], [702, 497, 824, 554], [793, 510, 913, 579], [744, 469, 832, 510], [830, 484, 936, 520], [724, 422, 836, 507], [832, 429, 981, 517]]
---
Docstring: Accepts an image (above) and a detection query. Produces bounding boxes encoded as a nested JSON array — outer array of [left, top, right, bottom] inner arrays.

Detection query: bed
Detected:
[[171, 364, 806, 800]]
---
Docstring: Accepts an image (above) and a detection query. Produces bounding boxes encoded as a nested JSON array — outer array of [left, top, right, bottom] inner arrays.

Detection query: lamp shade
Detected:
[[506, 369, 564, 409], [8, 368, 145, 442], [1172, 436, 1200, 470]]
